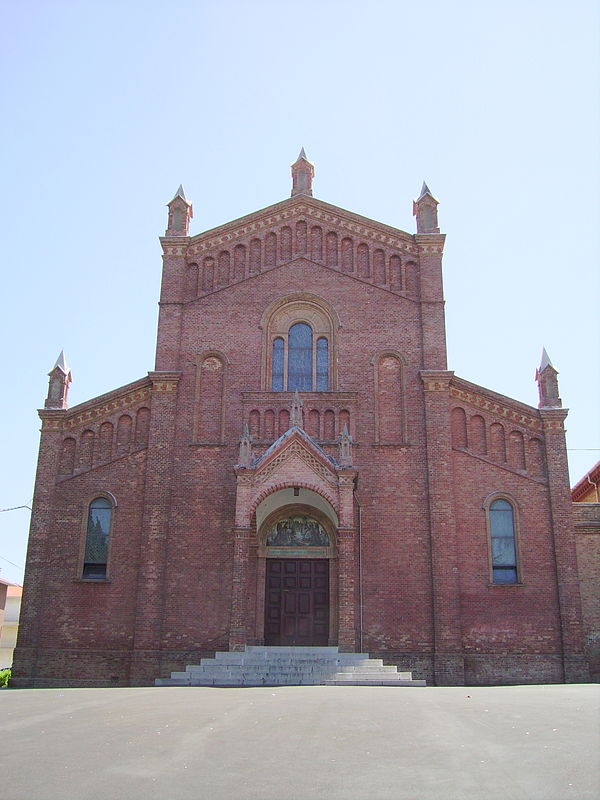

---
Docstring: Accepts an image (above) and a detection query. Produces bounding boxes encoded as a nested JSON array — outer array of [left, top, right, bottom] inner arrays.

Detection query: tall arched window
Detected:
[[316, 338, 329, 391], [489, 499, 518, 584], [82, 497, 113, 580], [288, 323, 312, 391], [272, 338, 284, 391], [270, 323, 330, 392]]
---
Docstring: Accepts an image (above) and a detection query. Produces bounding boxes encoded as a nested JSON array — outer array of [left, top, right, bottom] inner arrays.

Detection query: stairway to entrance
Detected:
[[155, 646, 426, 687]]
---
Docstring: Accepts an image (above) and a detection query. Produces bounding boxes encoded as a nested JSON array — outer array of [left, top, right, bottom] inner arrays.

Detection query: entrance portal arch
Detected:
[[254, 494, 339, 646]]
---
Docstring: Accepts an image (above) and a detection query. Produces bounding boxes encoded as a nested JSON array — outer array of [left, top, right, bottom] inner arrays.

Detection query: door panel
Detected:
[[265, 559, 329, 645]]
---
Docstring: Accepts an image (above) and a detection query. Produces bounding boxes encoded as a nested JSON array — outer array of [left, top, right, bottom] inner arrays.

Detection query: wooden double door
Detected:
[[264, 559, 329, 646]]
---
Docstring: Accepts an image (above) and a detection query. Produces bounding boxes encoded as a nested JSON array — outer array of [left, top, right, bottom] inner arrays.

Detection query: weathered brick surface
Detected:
[[12, 186, 592, 687]]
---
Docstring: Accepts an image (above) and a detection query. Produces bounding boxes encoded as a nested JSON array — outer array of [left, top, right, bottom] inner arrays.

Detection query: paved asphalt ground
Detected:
[[1, 684, 598, 800]]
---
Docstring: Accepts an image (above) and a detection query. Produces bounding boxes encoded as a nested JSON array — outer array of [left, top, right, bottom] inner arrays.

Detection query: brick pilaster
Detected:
[[229, 526, 252, 651], [416, 233, 448, 370], [421, 370, 465, 685], [540, 408, 589, 682], [337, 470, 358, 650], [155, 238, 188, 371], [337, 526, 358, 651], [11, 409, 65, 687], [130, 372, 181, 684]]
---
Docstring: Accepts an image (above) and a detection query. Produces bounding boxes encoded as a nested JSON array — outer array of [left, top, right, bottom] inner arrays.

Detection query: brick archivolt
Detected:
[[235, 433, 349, 529], [249, 483, 340, 523]]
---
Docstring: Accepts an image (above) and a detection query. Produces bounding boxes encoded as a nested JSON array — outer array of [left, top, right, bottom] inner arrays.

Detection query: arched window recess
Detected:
[[484, 494, 520, 585], [261, 294, 338, 392], [81, 495, 115, 580]]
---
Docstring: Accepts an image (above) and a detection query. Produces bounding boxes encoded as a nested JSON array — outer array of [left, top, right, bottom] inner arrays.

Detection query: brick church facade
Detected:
[[13, 153, 591, 686]]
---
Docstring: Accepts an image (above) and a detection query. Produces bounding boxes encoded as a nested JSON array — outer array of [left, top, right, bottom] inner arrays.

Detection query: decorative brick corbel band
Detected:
[[420, 370, 454, 392]]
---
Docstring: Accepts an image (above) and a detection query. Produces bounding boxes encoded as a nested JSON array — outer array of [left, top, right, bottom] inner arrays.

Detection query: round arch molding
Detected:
[[259, 293, 341, 391]]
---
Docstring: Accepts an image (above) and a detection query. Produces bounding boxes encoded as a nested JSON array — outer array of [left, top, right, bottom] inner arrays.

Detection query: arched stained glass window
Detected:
[[272, 337, 284, 391], [489, 499, 518, 584], [83, 497, 112, 580], [265, 297, 335, 392], [316, 337, 329, 391], [288, 323, 313, 391]]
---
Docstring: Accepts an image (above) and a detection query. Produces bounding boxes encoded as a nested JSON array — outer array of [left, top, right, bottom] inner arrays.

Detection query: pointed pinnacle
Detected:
[[298, 147, 307, 160], [418, 181, 431, 200], [53, 350, 69, 374], [540, 347, 553, 371], [171, 184, 187, 202], [241, 423, 250, 438]]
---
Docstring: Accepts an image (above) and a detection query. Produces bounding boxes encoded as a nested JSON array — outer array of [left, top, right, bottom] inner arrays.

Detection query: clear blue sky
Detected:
[[1, 0, 598, 585]]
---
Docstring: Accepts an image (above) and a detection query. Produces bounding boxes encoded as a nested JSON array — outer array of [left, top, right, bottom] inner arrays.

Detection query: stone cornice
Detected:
[[148, 371, 182, 388], [38, 408, 67, 430], [169, 195, 420, 258], [420, 370, 454, 391], [414, 233, 446, 256], [538, 407, 569, 431]]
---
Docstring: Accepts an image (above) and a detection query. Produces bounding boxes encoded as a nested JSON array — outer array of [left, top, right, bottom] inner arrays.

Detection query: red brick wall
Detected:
[[12, 196, 590, 686]]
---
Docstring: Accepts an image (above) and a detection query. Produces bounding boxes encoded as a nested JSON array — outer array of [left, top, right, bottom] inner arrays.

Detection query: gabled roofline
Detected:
[[57, 375, 152, 422], [249, 425, 340, 474], [450, 375, 547, 433], [571, 460, 600, 500], [182, 194, 417, 252]]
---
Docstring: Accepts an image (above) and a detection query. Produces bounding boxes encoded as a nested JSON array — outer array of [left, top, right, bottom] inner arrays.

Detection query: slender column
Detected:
[[11, 410, 65, 687], [130, 372, 181, 684], [421, 371, 465, 685], [540, 408, 589, 682]]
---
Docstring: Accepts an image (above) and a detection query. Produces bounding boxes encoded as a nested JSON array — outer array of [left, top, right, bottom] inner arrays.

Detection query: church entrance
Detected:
[[264, 559, 329, 646]]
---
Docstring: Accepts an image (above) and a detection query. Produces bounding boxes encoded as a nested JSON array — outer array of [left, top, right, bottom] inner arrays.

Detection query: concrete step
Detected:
[[334, 664, 397, 673], [323, 678, 427, 686], [208, 656, 377, 667], [155, 646, 426, 687], [240, 644, 339, 655]]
